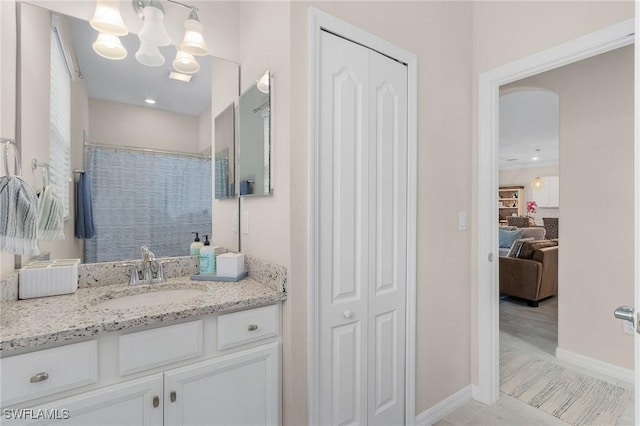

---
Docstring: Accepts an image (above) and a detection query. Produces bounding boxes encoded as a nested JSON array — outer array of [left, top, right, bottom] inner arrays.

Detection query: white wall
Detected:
[[471, 0, 635, 383], [499, 165, 560, 224]]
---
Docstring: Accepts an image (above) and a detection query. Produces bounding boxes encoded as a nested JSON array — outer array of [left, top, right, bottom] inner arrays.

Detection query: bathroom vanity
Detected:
[[0, 258, 286, 425]]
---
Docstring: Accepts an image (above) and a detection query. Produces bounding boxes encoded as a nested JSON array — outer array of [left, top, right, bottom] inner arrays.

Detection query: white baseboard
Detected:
[[555, 347, 634, 384], [415, 385, 472, 426]]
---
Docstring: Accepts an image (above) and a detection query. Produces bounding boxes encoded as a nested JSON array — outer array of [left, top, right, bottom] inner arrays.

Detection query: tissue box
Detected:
[[216, 253, 245, 278], [19, 259, 80, 299]]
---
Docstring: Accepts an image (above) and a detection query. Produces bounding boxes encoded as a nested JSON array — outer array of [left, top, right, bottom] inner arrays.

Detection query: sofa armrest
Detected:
[[532, 246, 558, 299], [499, 257, 542, 301]]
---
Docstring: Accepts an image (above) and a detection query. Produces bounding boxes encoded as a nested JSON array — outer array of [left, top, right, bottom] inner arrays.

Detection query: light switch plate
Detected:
[[241, 211, 249, 235]]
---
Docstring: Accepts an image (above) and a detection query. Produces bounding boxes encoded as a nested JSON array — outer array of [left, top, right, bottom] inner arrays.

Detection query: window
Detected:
[[50, 25, 71, 218]]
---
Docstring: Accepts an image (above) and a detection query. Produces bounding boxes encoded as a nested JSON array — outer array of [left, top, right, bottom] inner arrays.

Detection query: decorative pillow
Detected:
[[499, 228, 523, 248], [517, 239, 559, 259], [506, 237, 534, 258]]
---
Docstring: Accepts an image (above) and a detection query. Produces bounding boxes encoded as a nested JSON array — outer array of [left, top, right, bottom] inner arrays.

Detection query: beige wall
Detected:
[[471, 0, 634, 385], [508, 46, 634, 369], [499, 165, 560, 224]]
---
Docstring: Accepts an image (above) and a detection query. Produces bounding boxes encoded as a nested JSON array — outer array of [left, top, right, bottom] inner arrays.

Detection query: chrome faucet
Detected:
[[121, 246, 167, 285]]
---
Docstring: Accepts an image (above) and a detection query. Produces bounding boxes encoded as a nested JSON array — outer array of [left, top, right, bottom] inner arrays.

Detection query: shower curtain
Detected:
[[84, 146, 212, 263]]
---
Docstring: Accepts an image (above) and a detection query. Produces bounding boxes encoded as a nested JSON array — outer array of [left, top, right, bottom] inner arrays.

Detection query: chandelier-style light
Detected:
[[90, 0, 128, 36], [180, 9, 208, 56], [135, 38, 165, 66], [530, 176, 545, 190], [172, 50, 200, 74], [138, 2, 171, 47], [92, 32, 127, 60]]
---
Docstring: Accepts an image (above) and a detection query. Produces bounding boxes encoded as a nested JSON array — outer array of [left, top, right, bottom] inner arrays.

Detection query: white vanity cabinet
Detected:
[[1, 304, 281, 426]]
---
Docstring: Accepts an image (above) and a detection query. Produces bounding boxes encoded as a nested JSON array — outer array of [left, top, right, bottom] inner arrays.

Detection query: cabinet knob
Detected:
[[30, 372, 49, 383], [248, 324, 258, 331], [170, 391, 177, 403], [153, 396, 160, 408], [343, 310, 353, 319]]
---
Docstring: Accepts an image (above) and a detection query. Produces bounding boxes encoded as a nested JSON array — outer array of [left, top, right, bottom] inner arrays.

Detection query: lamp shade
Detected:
[[139, 5, 171, 47], [530, 176, 545, 190], [257, 72, 270, 94], [172, 50, 200, 74], [90, 0, 127, 36], [92, 33, 127, 60], [135, 39, 165, 67], [180, 12, 208, 56]]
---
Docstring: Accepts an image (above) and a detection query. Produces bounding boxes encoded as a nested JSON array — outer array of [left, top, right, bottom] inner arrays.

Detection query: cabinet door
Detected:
[[2, 374, 163, 426], [164, 343, 280, 426]]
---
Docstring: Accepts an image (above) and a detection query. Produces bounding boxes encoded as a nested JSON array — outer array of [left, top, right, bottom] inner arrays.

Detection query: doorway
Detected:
[[476, 16, 636, 417]]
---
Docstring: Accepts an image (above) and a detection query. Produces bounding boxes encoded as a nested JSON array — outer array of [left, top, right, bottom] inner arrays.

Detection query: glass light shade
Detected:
[[139, 6, 171, 47], [92, 33, 127, 60], [257, 72, 270, 94], [135, 39, 165, 67], [530, 176, 545, 190], [172, 50, 200, 74], [90, 0, 127, 36], [180, 18, 208, 56]]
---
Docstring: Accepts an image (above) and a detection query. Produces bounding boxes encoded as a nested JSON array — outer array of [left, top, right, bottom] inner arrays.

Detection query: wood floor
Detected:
[[434, 296, 634, 426]]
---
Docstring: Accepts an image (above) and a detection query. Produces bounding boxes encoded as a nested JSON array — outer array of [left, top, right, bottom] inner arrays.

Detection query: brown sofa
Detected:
[[499, 242, 558, 307]]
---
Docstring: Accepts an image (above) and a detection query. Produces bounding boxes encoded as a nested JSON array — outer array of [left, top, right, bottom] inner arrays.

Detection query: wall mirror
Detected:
[[16, 2, 240, 265], [238, 70, 271, 197]]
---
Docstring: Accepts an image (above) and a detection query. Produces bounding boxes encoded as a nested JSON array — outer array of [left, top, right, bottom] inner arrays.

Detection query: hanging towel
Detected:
[[0, 176, 40, 255], [37, 185, 65, 240], [75, 172, 95, 239]]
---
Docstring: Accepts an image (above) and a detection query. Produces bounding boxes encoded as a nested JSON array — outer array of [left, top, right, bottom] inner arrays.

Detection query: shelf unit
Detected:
[[498, 186, 524, 225]]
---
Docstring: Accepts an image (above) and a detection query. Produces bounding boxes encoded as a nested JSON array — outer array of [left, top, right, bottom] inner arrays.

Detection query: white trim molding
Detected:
[[415, 385, 473, 426], [556, 348, 634, 384], [307, 7, 418, 425], [476, 18, 635, 404]]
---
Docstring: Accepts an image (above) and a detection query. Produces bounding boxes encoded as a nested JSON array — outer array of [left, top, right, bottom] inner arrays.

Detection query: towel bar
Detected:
[[1, 138, 21, 177]]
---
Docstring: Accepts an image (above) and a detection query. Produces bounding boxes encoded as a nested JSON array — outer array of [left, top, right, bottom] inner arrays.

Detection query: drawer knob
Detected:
[[153, 396, 160, 408], [248, 324, 258, 331], [343, 310, 353, 319], [30, 372, 49, 383], [170, 391, 177, 403]]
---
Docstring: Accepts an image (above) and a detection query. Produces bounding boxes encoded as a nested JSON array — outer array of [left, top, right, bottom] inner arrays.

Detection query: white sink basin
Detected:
[[94, 288, 206, 310]]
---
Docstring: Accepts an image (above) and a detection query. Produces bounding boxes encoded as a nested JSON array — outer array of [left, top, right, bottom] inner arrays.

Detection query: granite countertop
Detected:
[[0, 276, 287, 354]]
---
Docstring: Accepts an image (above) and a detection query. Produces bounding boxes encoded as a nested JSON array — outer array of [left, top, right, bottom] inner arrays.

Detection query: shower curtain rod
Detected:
[[84, 142, 211, 160]]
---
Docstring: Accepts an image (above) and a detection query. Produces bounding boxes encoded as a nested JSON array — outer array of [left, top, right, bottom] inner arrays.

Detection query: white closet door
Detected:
[[367, 50, 407, 426], [318, 30, 408, 426], [319, 30, 370, 426]]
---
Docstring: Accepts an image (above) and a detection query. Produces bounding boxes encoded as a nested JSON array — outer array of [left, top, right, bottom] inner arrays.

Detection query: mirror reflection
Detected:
[[214, 103, 236, 200], [18, 4, 240, 264], [238, 70, 271, 197]]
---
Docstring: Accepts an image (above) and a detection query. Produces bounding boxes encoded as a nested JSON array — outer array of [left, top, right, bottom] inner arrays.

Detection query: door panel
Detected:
[[368, 50, 407, 426], [319, 31, 370, 425]]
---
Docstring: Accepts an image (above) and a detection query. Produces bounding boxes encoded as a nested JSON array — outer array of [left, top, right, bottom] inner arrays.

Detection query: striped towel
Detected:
[[37, 185, 65, 240], [0, 176, 40, 255]]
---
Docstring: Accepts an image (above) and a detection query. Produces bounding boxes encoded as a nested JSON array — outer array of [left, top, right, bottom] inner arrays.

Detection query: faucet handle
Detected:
[[118, 262, 143, 285], [140, 246, 155, 262]]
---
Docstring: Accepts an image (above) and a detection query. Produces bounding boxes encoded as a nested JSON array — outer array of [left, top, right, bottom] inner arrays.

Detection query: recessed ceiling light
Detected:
[[145, 98, 156, 105], [169, 71, 192, 83], [532, 156, 539, 161]]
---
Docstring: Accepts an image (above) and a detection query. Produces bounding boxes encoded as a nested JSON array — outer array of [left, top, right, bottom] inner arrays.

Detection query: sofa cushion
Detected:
[[499, 228, 523, 248], [521, 227, 546, 240], [506, 237, 534, 258], [517, 239, 559, 259]]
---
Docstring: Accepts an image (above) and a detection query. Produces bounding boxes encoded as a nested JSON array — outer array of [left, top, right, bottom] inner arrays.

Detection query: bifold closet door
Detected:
[[318, 30, 407, 426]]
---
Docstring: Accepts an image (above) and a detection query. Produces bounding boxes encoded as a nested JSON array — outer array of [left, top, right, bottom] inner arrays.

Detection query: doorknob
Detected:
[[614, 306, 635, 323]]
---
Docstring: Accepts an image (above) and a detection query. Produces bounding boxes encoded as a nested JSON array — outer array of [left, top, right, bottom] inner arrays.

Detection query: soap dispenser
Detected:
[[199, 235, 215, 275], [190, 232, 204, 256]]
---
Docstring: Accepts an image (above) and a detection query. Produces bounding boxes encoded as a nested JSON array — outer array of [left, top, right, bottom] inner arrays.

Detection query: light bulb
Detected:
[[92, 33, 127, 60]]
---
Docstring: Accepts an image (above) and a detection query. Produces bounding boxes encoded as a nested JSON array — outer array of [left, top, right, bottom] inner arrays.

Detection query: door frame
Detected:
[[307, 7, 418, 425], [475, 18, 636, 404]]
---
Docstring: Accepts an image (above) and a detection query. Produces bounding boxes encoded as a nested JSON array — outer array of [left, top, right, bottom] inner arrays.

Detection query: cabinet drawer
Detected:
[[218, 304, 279, 350], [0, 341, 97, 406], [119, 320, 203, 376]]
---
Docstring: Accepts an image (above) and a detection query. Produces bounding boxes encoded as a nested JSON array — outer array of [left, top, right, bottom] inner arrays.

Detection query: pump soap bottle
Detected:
[[190, 232, 204, 256], [199, 235, 216, 275]]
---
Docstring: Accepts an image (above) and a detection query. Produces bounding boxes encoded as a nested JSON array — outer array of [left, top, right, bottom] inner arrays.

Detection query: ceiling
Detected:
[[499, 89, 559, 169], [67, 13, 211, 117]]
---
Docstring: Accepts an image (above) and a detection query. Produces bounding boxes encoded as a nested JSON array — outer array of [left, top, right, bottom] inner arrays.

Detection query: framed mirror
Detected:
[[16, 2, 240, 265], [238, 70, 271, 197]]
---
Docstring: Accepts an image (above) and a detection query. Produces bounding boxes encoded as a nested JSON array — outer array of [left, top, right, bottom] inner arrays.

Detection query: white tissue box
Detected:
[[19, 259, 80, 299], [216, 253, 245, 278]]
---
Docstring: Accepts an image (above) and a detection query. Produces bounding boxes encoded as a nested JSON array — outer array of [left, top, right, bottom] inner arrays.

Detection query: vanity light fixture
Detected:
[[90, 0, 128, 36], [135, 38, 165, 66], [530, 176, 545, 190], [137, 1, 172, 47], [92, 32, 127, 60], [257, 72, 270, 94], [172, 50, 200, 74], [180, 8, 208, 56], [169, 71, 193, 82]]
